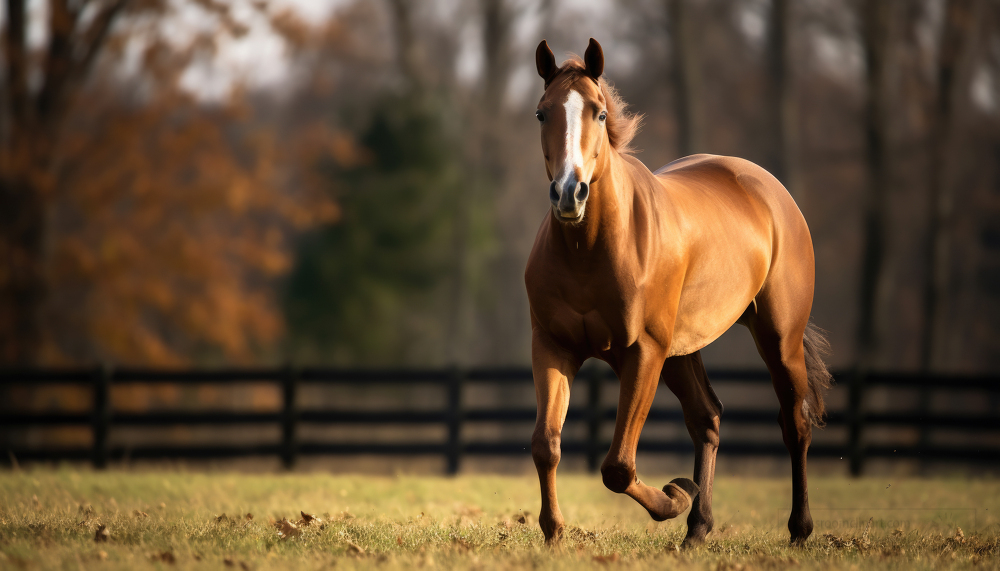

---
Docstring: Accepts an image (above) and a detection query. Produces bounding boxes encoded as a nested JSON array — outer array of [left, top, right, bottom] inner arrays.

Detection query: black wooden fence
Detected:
[[1, 367, 998, 475]]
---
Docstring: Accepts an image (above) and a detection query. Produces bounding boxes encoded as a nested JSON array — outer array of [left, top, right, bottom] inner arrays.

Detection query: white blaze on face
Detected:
[[555, 89, 587, 193]]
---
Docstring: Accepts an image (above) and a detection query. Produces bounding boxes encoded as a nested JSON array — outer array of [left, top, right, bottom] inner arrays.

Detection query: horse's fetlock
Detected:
[[600, 461, 634, 493]]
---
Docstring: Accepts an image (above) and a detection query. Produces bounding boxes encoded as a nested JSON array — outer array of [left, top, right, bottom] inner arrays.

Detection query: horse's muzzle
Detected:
[[550, 180, 589, 220]]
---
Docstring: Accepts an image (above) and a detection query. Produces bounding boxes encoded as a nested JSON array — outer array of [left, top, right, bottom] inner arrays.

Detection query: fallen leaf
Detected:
[[515, 514, 526, 524], [94, 524, 110, 543], [245, 513, 254, 521], [277, 518, 300, 540], [300, 511, 322, 525], [396, 535, 403, 546]]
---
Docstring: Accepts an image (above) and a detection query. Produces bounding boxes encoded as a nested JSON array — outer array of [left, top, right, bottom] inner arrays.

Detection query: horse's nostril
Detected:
[[549, 181, 559, 203], [576, 182, 589, 201]]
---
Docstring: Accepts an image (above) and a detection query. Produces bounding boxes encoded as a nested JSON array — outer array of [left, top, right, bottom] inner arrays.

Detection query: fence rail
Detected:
[[2, 367, 998, 474]]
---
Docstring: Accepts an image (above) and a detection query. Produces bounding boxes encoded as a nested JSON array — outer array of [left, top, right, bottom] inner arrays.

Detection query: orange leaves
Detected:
[[43, 72, 334, 366]]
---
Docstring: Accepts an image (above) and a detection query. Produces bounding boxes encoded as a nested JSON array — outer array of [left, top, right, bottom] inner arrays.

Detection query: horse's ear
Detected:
[[536, 40, 557, 84], [584, 38, 604, 81]]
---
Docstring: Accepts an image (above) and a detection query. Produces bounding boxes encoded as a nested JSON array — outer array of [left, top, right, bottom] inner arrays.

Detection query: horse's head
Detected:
[[535, 38, 608, 223]]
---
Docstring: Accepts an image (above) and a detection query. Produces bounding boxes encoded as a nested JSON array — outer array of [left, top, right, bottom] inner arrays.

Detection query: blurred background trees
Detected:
[[2, 0, 999, 372]]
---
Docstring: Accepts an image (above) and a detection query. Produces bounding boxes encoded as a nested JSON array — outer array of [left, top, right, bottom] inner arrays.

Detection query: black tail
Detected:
[[802, 321, 833, 427]]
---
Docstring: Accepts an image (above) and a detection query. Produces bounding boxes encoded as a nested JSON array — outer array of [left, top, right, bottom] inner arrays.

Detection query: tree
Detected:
[[1, 0, 132, 364], [920, 0, 981, 371], [855, 0, 893, 371], [1, 1, 335, 365]]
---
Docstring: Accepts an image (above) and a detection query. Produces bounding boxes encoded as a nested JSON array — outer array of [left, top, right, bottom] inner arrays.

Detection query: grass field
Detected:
[[1, 469, 997, 570]]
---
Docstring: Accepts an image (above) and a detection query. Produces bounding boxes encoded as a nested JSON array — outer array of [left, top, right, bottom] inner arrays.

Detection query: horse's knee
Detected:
[[531, 430, 561, 470], [600, 459, 635, 493]]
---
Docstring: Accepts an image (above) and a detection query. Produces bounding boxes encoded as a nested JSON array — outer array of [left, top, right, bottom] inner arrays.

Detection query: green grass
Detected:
[[1, 469, 997, 569]]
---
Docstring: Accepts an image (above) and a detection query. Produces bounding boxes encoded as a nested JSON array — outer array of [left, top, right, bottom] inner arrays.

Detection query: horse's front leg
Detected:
[[530, 331, 579, 544], [602, 342, 700, 521]]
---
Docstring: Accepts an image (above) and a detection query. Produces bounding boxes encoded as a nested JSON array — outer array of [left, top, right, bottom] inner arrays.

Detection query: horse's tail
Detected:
[[802, 321, 833, 427]]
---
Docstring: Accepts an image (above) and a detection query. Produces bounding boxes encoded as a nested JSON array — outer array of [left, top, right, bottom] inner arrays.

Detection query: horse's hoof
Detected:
[[665, 477, 700, 501], [660, 478, 699, 516], [681, 534, 706, 549]]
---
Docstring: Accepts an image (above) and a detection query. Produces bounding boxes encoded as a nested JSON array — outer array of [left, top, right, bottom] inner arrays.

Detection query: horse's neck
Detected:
[[553, 150, 642, 257]]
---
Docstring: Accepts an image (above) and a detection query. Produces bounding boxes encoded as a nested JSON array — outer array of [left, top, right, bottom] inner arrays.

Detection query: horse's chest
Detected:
[[531, 274, 644, 355]]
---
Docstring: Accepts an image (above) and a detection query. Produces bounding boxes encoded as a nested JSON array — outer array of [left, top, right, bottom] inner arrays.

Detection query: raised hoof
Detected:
[[667, 477, 700, 500], [650, 477, 699, 521]]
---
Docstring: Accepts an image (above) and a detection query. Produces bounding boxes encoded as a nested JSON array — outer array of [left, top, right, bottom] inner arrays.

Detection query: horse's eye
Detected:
[[599, 111, 607, 122], [536, 110, 545, 122]]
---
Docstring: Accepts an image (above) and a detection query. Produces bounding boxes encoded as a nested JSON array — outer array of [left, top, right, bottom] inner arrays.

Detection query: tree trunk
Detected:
[[668, 0, 705, 158], [767, 0, 802, 199], [920, 0, 979, 372], [855, 0, 893, 372], [0, 174, 48, 365]]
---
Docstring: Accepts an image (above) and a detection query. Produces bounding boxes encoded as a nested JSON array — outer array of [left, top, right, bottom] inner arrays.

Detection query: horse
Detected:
[[524, 38, 832, 547]]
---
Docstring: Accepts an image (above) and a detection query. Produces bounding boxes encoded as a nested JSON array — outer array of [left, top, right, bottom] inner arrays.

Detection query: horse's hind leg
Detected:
[[747, 300, 815, 544], [662, 351, 722, 546]]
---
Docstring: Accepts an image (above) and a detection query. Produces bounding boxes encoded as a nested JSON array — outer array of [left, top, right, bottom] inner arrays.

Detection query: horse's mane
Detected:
[[551, 57, 643, 155]]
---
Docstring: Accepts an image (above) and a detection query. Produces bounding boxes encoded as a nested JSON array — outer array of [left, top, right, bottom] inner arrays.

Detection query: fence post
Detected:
[[281, 366, 298, 470], [847, 369, 865, 476], [92, 364, 111, 469], [446, 368, 464, 475], [587, 367, 602, 473]]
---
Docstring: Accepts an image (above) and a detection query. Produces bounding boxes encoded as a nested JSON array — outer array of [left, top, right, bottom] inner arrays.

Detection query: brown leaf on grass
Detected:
[[593, 553, 620, 564], [276, 518, 300, 540], [346, 540, 365, 556], [515, 514, 526, 524], [94, 524, 110, 543], [300, 511, 322, 525], [245, 513, 254, 521], [396, 535, 403, 546], [134, 510, 148, 518]]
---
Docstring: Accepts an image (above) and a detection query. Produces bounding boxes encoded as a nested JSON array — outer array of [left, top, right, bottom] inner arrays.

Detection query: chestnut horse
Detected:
[[525, 38, 832, 546]]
